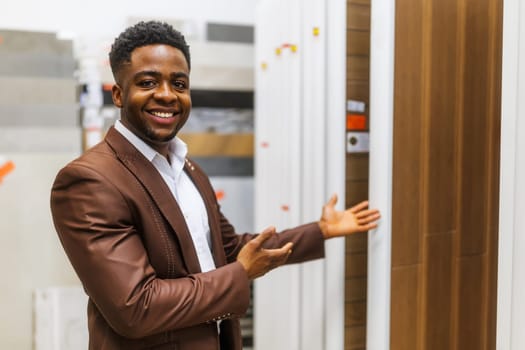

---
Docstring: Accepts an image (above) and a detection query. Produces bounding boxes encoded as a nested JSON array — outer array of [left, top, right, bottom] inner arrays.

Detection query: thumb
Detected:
[[323, 194, 338, 216], [327, 193, 338, 207]]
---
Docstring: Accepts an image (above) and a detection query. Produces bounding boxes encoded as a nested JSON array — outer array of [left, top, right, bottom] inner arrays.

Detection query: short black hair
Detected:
[[109, 20, 191, 80]]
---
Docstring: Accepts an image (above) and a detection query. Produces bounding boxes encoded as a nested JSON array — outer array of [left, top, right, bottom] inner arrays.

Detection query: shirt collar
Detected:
[[114, 120, 188, 167]]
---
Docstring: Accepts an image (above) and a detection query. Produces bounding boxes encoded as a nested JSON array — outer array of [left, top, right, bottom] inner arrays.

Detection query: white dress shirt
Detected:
[[114, 121, 216, 272]]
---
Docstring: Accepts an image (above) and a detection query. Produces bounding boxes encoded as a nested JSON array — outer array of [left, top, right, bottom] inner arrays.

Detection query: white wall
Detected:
[[0, 154, 81, 349], [498, 0, 525, 348], [0, 0, 256, 39]]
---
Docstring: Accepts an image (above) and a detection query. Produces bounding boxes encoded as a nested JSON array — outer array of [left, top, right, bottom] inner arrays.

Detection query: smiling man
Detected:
[[111, 38, 192, 154], [50, 21, 380, 350]]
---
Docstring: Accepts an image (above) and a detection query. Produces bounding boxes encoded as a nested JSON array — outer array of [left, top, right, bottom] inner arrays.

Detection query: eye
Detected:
[[137, 80, 156, 88], [172, 80, 187, 89]]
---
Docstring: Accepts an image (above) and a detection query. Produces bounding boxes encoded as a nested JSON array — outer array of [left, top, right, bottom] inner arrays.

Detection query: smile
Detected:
[[149, 111, 175, 118]]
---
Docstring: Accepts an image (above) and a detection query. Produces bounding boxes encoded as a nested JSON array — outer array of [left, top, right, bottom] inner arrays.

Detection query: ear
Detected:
[[112, 83, 123, 108]]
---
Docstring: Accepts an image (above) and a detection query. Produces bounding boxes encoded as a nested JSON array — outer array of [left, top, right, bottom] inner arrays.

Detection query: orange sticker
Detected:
[[346, 114, 367, 130], [281, 205, 290, 212], [215, 189, 225, 201], [0, 160, 15, 183]]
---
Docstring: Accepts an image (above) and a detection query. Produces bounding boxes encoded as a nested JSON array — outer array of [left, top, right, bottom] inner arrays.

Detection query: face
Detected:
[[112, 44, 191, 155]]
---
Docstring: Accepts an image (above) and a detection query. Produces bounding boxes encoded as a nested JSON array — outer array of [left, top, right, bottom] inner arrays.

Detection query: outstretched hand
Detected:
[[237, 227, 293, 280], [319, 194, 380, 239]]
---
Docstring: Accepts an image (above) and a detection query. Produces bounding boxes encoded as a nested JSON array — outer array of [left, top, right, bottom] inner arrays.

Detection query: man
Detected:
[[50, 21, 380, 350]]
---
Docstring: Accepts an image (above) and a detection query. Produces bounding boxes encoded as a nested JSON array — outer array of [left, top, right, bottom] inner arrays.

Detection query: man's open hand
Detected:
[[237, 227, 293, 280], [319, 194, 381, 239]]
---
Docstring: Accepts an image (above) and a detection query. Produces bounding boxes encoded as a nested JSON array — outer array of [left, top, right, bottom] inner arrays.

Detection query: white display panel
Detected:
[[498, 0, 525, 348], [367, 0, 395, 349], [254, 0, 347, 349]]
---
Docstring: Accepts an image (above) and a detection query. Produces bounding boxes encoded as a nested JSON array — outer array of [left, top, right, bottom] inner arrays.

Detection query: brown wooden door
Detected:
[[389, 0, 502, 349]]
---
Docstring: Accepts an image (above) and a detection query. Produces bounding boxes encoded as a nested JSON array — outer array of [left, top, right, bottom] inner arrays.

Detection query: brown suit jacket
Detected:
[[50, 127, 325, 350]]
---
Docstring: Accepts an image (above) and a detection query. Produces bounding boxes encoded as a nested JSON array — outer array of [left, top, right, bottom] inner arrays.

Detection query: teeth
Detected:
[[151, 111, 174, 118]]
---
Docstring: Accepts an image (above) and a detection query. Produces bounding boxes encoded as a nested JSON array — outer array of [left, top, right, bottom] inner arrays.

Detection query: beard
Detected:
[[145, 125, 179, 142]]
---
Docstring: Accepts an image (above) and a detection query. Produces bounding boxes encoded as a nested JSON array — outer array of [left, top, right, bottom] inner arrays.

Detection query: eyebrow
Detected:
[[133, 70, 189, 80]]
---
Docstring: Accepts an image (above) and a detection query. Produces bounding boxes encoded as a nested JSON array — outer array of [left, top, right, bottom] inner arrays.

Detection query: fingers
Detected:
[[356, 209, 380, 225], [250, 226, 276, 248], [265, 242, 293, 255], [357, 216, 381, 225], [349, 200, 369, 213], [237, 237, 294, 280], [361, 222, 379, 231], [283, 242, 293, 251], [262, 242, 293, 261], [355, 209, 380, 220], [264, 242, 293, 268]]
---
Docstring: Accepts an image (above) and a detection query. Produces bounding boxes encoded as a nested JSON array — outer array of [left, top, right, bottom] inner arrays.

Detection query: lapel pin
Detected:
[[185, 158, 195, 171]]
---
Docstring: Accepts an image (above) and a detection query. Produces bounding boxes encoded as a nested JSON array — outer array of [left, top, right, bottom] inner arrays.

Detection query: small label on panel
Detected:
[[346, 114, 367, 130], [347, 100, 366, 113], [346, 132, 369, 153]]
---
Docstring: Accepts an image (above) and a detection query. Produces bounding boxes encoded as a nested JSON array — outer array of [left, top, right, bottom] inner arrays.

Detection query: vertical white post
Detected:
[[367, 0, 395, 349], [254, 1, 302, 349], [498, 0, 525, 348], [324, 0, 347, 349], [497, 0, 517, 347], [300, 0, 327, 349]]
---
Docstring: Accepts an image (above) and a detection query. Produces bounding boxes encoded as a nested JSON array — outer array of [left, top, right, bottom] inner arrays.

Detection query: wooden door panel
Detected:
[[389, 0, 502, 349]]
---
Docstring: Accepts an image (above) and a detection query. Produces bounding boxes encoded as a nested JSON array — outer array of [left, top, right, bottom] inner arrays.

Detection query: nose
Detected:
[[153, 82, 177, 103]]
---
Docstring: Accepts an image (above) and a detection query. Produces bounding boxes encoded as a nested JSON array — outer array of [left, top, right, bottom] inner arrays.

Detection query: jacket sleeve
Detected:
[[219, 211, 326, 264], [50, 163, 250, 339], [207, 195, 324, 265]]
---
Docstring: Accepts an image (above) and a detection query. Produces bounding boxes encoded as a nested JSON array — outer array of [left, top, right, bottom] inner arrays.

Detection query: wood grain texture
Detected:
[[390, 0, 501, 349], [179, 133, 254, 157]]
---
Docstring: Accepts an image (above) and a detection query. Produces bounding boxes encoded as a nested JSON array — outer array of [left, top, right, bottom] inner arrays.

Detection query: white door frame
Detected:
[[322, 0, 348, 348], [497, 0, 525, 348], [367, 0, 396, 349]]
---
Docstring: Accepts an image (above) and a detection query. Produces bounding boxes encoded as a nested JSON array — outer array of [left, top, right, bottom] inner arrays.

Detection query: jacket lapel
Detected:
[[104, 127, 202, 274], [183, 159, 228, 268]]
